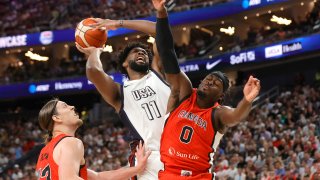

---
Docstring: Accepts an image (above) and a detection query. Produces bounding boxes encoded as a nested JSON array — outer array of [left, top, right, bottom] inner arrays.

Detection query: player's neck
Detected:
[[196, 96, 216, 109], [128, 70, 148, 80], [52, 128, 76, 138]]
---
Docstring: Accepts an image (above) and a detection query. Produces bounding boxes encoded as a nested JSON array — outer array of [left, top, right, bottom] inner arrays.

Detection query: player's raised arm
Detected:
[[76, 45, 122, 112], [216, 76, 261, 127], [153, 0, 192, 112], [92, 18, 156, 37], [91, 18, 164, 77]]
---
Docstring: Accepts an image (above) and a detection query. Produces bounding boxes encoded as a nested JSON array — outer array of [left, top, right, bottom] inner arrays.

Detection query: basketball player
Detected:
[[36, 98, 151, 180], [76, 19, 170, 179], [152, 0, 261, 179]]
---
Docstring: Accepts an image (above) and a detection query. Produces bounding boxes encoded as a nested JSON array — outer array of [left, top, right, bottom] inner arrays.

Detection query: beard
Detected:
[[129, 60, 149, 73], [196, 89, 207, 99]]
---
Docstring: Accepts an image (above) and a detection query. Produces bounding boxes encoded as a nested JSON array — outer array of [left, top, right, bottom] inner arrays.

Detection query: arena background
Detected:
[[0, 0, 319, 179]]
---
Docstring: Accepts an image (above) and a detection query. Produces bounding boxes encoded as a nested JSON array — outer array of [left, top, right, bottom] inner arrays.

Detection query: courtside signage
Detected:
[[0, 33, 319, 100]]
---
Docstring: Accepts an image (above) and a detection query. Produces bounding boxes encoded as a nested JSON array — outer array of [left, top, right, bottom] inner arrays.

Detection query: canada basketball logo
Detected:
[[168, 147, 176, 156]]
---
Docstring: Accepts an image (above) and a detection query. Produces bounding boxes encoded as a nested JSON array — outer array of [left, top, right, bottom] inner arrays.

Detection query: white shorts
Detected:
[[135, 151, 163, 180]]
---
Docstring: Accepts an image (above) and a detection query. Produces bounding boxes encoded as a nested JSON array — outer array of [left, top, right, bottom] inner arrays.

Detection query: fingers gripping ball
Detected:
[[75, 18, 107, 48]]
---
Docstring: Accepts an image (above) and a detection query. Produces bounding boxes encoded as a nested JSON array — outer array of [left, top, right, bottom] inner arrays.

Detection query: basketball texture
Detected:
[[75, 18, 107, 48]]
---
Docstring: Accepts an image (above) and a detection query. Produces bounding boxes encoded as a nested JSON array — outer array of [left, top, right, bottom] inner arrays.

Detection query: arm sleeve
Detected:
[[156, 17, 180, 74]]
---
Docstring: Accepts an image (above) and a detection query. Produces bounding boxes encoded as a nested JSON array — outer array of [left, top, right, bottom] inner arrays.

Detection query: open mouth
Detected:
[[136, 56, 145, 63]]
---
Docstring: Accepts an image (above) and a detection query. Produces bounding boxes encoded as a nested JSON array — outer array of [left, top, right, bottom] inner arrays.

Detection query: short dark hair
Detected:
[[117, 42, 153, 76]]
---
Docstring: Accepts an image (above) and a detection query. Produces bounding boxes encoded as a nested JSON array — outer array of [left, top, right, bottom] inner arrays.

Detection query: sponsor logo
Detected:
[[242, 0, 261, 9], [265, 44, 283, 58], [206, 59, 222, 70], [181, 170, 192, 176], [265, 42, 302, 58], [40, 31, 53, 45], [28, 84, 50, 94], [180, 64, 199, 73], [55, 82, 82, 90], [168, 147, 176, 156], [282, 42, 302, 53], [0, 35, 27, 48], [168, 147, 199, 160], [230, 51, 255, 65], [131, 86, 156, 101]]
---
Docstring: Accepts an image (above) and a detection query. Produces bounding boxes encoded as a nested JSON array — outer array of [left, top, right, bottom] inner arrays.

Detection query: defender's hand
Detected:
[[135, 141, 151, 173], [243, 75, 261, 102]]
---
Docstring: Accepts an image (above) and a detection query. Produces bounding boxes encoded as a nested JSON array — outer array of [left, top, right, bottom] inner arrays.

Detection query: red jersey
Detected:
[[36, 134, 87, 180], [160, 89, 224, 179]]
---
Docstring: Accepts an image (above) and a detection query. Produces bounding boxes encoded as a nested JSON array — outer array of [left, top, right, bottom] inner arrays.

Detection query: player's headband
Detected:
[[210, 71, 229, 93]]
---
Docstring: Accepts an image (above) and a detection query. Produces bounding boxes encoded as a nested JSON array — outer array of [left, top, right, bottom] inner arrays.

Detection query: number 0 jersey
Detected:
[[36, 134, 87, 180], [120, 70, 170, 151], [160, 89, 224, 177]]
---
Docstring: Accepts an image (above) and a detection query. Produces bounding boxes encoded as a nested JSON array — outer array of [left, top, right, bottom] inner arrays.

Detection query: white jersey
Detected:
[[119, 70, 170, 151]]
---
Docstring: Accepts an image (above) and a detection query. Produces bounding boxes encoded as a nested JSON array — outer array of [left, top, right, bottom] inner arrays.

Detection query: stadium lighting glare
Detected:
[[125, 37, 128, 41], [270, 15, 292, 25], [103, 45, 113, 53], [220, 26, 235, 35], [25, 51, 49, 61], [147, 36, 155, 44], [200, 27, 213, 36], [183, 27, 187, 31]]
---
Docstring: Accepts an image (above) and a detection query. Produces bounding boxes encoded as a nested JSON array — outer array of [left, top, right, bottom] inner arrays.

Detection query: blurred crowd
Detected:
[[0, 79, 319, 179], [214, 84, 320, 179], [1, 1, 320, 85], [0, 0, 224, 37]]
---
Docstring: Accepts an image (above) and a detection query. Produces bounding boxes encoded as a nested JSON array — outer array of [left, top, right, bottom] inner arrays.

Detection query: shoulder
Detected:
[[53, 136, 84, 164], [55, 136, 84, 151]]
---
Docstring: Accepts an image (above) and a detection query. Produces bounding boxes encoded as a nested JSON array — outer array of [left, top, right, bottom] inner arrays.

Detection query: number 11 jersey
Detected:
[[120, 70, 170, 151]]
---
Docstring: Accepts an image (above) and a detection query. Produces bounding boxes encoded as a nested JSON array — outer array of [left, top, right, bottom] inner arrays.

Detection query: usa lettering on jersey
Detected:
[[131, 86, 156, 101]]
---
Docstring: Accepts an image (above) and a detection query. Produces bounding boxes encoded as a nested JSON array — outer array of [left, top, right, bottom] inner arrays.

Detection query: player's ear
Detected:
[[122, 60, 128, 68], [52, 115, 62, 123]]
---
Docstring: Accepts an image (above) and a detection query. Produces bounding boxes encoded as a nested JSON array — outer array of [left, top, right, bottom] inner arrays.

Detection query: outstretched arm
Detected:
[[216, 76, 261, 127], [153, 0, 193, 112], [91, 18, 164, 77], [76, 44, 121, 112], [92, 19, 156, 37], [87, 141, 151, 180]]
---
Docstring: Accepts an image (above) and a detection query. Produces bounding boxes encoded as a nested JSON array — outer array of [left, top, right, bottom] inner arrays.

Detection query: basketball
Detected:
[[75, 18, 107, 48]]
